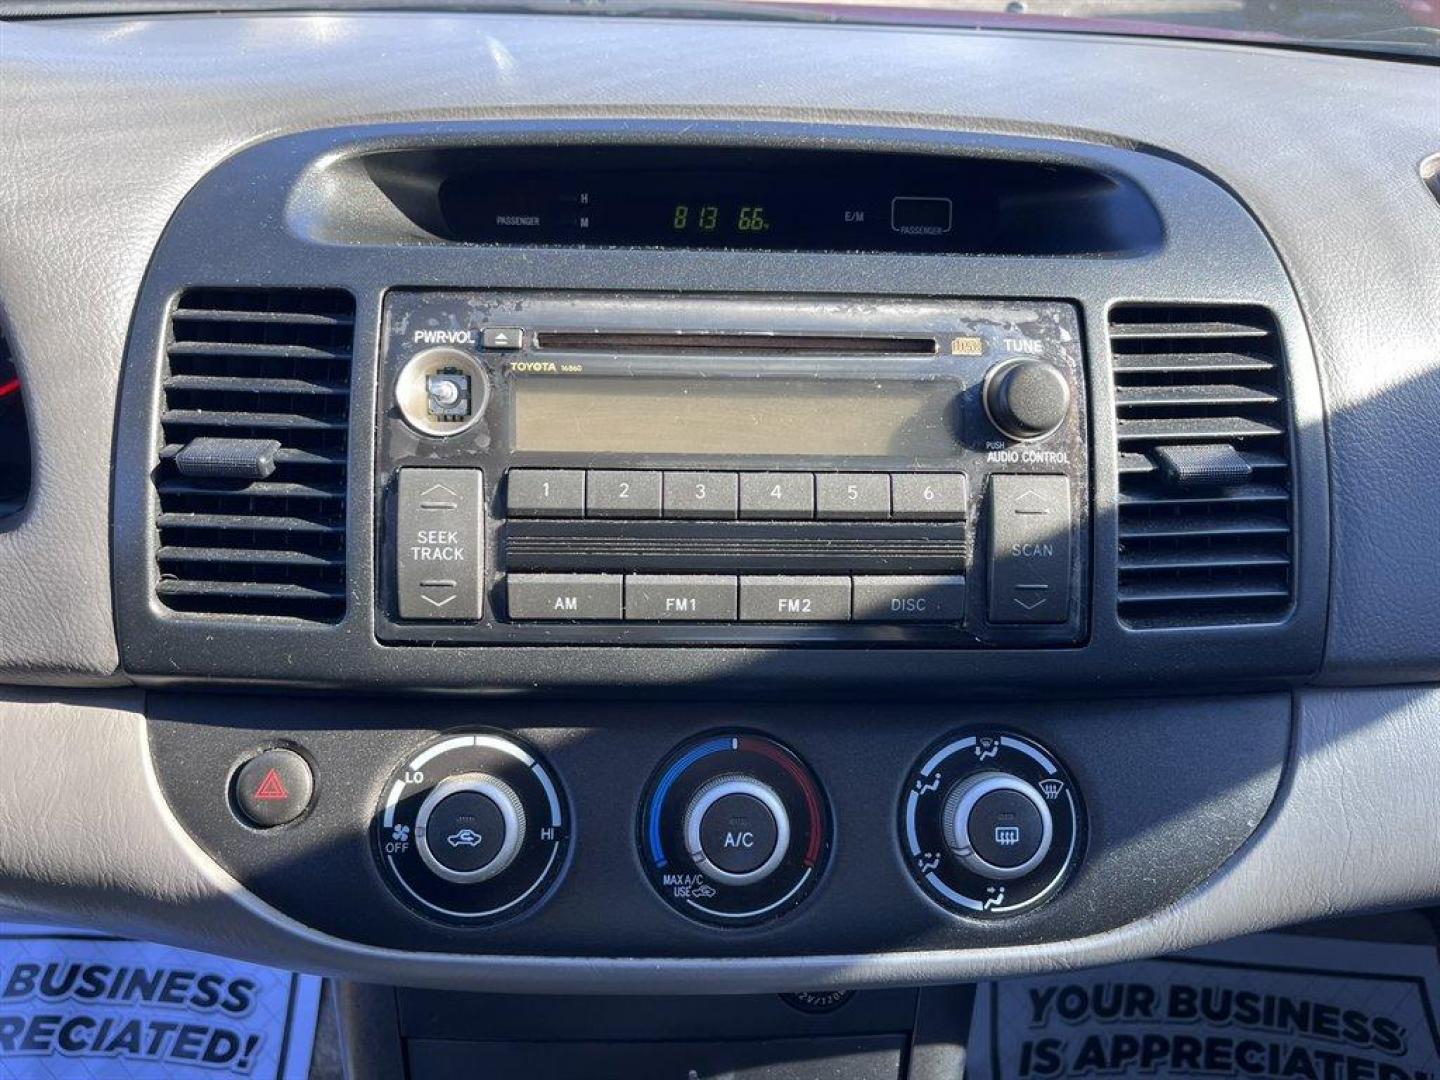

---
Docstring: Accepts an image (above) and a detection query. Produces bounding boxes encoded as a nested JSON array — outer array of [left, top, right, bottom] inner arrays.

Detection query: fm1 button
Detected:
[[233, 748, 313, 828], [942, 772, 1052, 880], [685, 777, 790, 886], [415, 776, 525, 885]]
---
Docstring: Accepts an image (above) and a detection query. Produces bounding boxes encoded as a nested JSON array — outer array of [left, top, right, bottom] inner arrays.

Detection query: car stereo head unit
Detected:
[[376, 292, 1088, 647]]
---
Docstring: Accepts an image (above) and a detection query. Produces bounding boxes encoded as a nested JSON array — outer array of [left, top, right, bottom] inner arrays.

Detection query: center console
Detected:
[[110, 118, 1325, 988]]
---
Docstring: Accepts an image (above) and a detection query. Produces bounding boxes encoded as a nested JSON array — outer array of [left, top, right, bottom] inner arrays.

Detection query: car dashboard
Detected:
[[0, 2, 1437, 1033]]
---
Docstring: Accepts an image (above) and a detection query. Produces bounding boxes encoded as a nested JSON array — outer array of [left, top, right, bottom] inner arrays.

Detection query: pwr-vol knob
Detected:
[[901, 730, 1082, 918], [374, 732, 569, 924], [641, 734, 829, 927], [983, 358, 1071, 441]]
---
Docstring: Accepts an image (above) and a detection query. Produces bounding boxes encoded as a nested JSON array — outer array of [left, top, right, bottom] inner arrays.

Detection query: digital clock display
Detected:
[[434, 148, 1016, 253]]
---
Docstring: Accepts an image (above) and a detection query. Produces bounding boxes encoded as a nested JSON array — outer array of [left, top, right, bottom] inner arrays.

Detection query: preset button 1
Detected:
[[507, 469, 585, 518]]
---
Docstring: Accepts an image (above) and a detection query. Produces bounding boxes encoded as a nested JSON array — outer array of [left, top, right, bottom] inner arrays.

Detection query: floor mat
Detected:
[[968, 931, 1440, 1080], [0, 924, 321, 1079]]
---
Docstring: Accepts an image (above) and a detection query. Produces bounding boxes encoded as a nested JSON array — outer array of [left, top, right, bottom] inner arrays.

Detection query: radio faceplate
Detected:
[[376, 292, 1088, 646]]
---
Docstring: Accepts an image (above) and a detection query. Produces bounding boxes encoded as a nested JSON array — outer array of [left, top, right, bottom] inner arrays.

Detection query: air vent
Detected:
[[155, 288, 354, 621], [1109, 304, 1293, 628]]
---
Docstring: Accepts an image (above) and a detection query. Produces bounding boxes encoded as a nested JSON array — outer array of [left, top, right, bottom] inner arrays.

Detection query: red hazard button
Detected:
[[233, 748, 314, 828]]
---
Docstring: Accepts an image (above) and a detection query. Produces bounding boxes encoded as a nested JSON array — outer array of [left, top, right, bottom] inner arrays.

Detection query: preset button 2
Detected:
[[587, 470, 662, 518]]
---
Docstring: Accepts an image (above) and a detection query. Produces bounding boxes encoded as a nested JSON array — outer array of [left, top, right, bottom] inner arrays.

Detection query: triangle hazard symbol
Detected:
[[253, 767, 289, 801]]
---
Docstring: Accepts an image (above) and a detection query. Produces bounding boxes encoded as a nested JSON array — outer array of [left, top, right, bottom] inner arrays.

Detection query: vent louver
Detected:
[[154, 288, 354, 621], [1109, 304, 1293, 628]]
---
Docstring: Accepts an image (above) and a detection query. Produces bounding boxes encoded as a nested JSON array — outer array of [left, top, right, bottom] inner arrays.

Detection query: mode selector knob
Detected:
[[683, 775, 791, 886], [414, 773, 526, 885], [983, 359, 1070, 441], [942, 771, 1054, 881]]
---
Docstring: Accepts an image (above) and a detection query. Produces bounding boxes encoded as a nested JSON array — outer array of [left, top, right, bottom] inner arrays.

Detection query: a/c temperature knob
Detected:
[[640, 733, 830, 927], [983, 359, 1070, 441], [683, 775, 791, 886]]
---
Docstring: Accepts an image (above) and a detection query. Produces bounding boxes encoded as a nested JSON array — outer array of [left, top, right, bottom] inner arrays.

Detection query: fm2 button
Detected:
[[684, 777, 790, 886], [233, 748, 314, 828]]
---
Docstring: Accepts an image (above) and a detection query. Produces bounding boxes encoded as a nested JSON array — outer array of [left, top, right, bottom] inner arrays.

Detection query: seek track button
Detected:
[[396, 468, 484, 621]]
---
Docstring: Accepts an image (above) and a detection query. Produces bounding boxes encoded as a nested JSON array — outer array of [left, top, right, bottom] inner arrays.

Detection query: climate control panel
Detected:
[[363, 727, 1084, 930], [149, 693, 1287, 967]]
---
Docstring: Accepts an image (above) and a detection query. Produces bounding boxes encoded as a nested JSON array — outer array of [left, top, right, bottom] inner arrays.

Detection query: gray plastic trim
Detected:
[[1, 686, 1436, 991]]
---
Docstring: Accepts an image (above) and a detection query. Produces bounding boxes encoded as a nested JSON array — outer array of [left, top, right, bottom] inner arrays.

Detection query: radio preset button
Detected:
[[852, 575, 967, 623], [507, 573, 623, 621], [506, 469, 585, 518], [739, 473, 815, 520], [662, 471, 739, 520], [891, 473, 968, 521], [626, 575, 738, 621], [816, 473, 891, 520], [739, 576, 851, 622], [586, 470, 662, 518]]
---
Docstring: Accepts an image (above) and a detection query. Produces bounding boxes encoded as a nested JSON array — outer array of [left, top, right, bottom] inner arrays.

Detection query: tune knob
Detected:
[[983, 359, 1070, 441], [683, 775, 791, 886], [941, 771, 1053, 881]]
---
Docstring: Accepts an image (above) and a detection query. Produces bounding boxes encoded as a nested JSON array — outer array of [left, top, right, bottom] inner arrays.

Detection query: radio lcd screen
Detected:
[[511, 378, 961, 457]]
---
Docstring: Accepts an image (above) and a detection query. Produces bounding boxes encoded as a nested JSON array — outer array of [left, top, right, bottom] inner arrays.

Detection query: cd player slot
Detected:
[[533, 332, 936, 356]]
